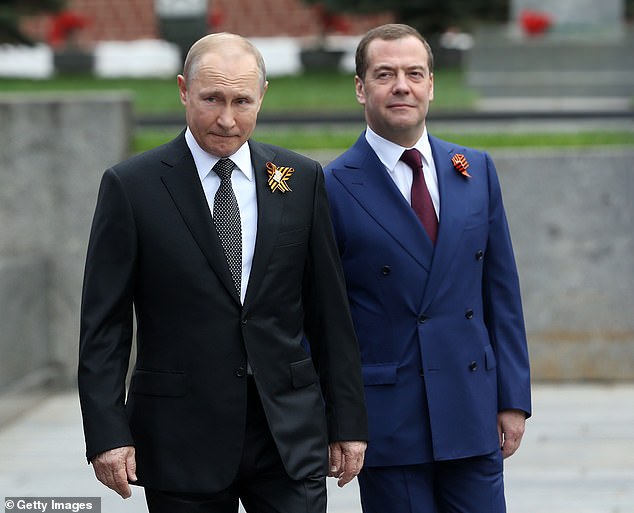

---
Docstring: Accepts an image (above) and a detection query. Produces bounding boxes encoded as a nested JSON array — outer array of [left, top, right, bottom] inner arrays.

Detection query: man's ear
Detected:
[[255, 80, 269, 112], [177, 75, 187, 106], [354, 76, 365, 106]]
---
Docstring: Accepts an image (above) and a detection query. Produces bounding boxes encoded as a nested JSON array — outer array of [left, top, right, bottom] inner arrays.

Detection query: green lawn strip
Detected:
[[133, 128, 634, 153], [431, 131, 634, 150], [0, 70, 475, 113]]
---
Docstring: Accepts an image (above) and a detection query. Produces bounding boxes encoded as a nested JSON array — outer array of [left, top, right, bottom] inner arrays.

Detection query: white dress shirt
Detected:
[[365, 126, 440, 218], [185, 128, 257, 304]]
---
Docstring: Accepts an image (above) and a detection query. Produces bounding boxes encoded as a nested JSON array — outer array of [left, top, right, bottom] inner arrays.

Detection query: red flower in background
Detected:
[[315, 3, 351, 36], [520, 10, 552, 36], [207, 6, 224, 29], [48, 10, 91, 48]]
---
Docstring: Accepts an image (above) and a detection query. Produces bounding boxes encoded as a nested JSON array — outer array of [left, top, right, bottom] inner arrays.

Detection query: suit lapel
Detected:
[[242, 141, 284, 311], [159, 134, 241, 303], [421, 136, 469, 310], [332, 135, 433, 270]]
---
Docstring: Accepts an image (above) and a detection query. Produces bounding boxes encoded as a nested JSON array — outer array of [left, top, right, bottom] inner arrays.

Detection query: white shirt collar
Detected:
[[185, 128, 254, 182], [365, 125, 433, 170]]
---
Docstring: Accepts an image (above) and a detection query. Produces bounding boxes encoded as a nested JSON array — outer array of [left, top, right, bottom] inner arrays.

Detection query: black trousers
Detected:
[[145, 377, 326, 513]]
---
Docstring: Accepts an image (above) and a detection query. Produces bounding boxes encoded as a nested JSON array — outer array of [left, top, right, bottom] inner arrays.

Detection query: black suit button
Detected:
[[418, 315, 427, 324], [469, 361, 478, 372], [381, 265, 392, 275], [465, 309, 474, 319], [235, 367, 246, 377], [241, 319, 248, 326], [475, 250, 484, 261]]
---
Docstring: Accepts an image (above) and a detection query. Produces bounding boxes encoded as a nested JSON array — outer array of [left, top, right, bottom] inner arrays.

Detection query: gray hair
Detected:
[[182, 33, 267, 92]]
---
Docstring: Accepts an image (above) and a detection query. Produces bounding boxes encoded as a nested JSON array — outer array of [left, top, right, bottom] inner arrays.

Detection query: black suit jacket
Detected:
[[78, 132, 368, 493]]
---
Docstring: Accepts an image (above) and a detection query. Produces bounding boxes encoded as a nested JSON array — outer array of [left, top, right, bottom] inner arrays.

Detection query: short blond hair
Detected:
[[182, 33, 267, 92]]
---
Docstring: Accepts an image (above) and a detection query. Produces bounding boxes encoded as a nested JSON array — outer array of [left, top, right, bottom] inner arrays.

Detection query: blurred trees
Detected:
[[0, 0, 65, 44], [304, 0, 510, 36]]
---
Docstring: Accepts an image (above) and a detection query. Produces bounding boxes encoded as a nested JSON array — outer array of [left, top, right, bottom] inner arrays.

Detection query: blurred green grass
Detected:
[[0, 70, 475, 113], [136, 127, 634, 153]]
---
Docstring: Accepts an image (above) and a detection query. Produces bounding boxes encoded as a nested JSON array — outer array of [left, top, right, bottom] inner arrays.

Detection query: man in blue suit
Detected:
[[323, 24, 531, 513]]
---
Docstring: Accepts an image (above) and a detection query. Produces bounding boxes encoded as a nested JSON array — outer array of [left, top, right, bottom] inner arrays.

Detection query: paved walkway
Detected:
[[1, 383, 633, 512]]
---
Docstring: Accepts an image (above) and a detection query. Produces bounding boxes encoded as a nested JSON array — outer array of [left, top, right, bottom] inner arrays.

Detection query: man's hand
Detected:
[[91, 446, 137, 499], [328, 440, 367, 487], [498, 409, 526, 459]]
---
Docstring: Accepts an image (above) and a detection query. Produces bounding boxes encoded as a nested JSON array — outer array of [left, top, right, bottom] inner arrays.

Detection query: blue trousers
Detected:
[[358, 451, 505, 513]]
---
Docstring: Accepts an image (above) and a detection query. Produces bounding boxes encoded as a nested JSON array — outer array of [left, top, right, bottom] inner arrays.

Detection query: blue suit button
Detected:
[[381, 265, 392, 275], [465, 309, 474, 319], [475, 250, 484, 261], [418, 315, 427, 324], [469, 361, 478, 372]]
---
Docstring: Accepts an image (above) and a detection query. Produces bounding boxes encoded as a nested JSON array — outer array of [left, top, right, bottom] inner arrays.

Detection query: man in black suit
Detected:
[[78, 32, 368, 513]]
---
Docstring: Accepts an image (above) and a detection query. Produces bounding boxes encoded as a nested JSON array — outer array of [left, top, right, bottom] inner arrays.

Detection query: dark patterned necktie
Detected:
[[400, 148, 438, 244], [212, 158, 242, 295]]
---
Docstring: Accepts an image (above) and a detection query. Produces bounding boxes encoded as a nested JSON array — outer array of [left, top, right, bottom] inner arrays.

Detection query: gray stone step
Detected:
[[465, 27, 634, 99]]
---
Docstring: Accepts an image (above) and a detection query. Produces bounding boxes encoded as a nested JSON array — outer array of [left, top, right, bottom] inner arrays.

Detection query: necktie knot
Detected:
[[213, 158, 235, 181], [400, 148, 422, 171]]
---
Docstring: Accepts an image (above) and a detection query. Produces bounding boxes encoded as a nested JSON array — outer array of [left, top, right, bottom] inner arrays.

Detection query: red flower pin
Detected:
[[452, 153, 471, 178]]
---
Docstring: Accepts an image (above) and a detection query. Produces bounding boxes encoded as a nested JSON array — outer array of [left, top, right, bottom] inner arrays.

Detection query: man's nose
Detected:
[[392, 72, 410, 93], [216, 106, 236, 128]]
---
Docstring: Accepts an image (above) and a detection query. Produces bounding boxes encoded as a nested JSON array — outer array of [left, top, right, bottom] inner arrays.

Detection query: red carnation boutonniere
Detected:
[[452, 153, 471, 179], [266, 161, 294, 193]]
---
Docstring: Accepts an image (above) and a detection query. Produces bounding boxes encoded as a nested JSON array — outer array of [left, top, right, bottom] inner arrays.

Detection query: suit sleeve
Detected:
[[302, 164, 369, 443], [78, 168, 137, 461], [482, 153, 532, 417]]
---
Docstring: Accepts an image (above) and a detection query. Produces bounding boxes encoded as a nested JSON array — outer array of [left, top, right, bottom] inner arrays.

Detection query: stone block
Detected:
[[0, 256, 49, 390], [94, 39, 181, 78], [249, 37, 302, 77], [0, 94, 133, 398], [465, 27, 634, 102], [0, 44, 54, 79], [491, 148, 634, 380]]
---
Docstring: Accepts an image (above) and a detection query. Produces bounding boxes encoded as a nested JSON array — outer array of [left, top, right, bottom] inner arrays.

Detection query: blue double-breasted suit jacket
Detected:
[[324, 133, 531, 467]]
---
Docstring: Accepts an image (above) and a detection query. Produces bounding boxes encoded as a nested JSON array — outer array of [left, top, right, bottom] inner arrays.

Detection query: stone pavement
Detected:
[[1, 383, 633, 513]]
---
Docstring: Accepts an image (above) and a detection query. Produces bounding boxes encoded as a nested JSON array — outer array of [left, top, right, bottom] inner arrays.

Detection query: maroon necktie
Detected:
[[400, 149, 438, 244]]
